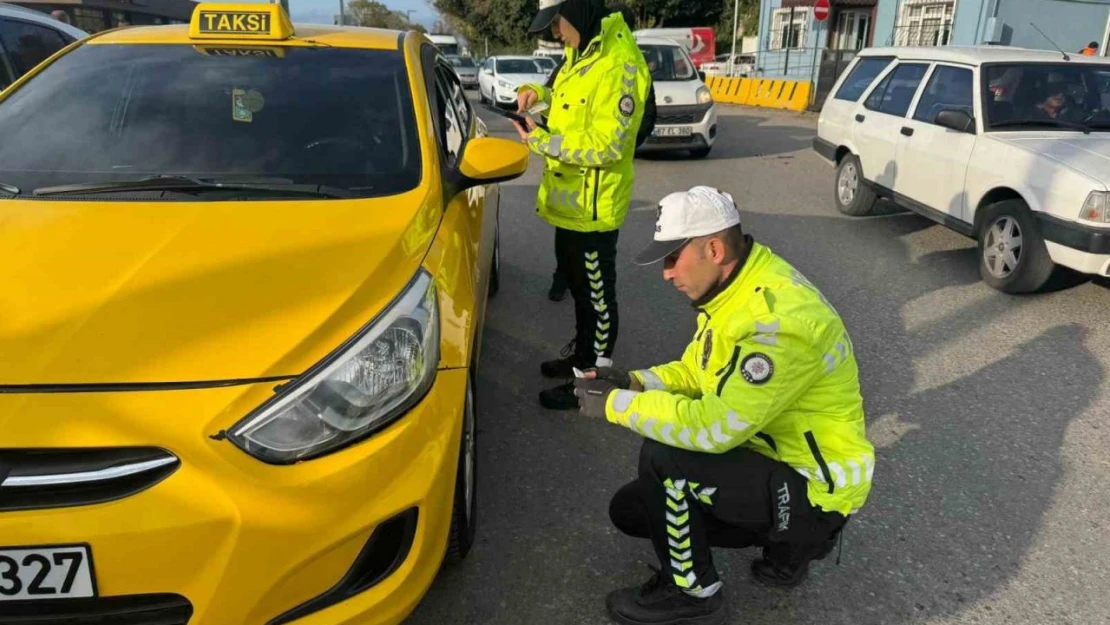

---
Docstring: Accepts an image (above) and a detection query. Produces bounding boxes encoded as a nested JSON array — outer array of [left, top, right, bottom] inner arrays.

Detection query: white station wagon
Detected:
[[815, 46, 1110, 293]]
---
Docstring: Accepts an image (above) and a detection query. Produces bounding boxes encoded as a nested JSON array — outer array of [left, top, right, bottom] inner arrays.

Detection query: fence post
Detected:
[[784, 6, 794, 77]]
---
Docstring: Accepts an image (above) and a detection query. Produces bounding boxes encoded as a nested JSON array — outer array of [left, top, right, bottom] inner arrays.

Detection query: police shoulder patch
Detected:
[[740, 353, 774, 385], [619, 94, 635, 117]]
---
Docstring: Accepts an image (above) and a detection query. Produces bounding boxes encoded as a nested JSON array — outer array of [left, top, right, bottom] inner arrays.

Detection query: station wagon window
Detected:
[[984, 63, 1110, 131], [865, 62, 928, 117], [913, 65, 973, 124], [0, 18, 69, 76], [834, 56, 893, 102]]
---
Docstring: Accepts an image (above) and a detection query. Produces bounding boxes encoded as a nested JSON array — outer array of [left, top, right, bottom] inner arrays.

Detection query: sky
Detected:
[[289, 0, 442, 28]]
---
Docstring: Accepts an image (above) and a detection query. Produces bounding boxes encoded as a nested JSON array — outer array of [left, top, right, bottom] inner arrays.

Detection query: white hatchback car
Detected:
[[815, 46, 1110, 293], [0, 3, 87, 90], [636, 35, 717, 158], [478, 55, 548, 108]]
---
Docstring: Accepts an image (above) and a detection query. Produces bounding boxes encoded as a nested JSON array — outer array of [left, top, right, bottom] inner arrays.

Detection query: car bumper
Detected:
[[458, 75, 478, 87], [0, 368, 469, 625], [493, 87, 517, 105], [812, 136, 837, 163], [638, 104, 717, 153], [1038, 213, 1110, 275]]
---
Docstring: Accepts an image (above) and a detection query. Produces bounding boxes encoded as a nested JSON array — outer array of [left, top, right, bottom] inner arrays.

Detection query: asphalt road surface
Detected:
[[406, 94, 1110, 625]]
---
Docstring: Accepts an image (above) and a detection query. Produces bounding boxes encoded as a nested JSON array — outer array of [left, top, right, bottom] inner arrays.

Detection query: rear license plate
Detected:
[[653, 126, 693, 137], [0, 544, 96, 601]]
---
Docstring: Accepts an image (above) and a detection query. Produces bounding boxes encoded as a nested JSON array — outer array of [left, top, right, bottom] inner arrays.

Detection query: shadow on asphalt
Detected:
[[408, 135, 1104, 625], [636, 113, 815, 162]]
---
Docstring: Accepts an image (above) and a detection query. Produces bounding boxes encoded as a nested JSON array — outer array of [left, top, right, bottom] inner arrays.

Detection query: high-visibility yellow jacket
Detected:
[[605, 241, 875, 516], [519, 12, 650, 233]]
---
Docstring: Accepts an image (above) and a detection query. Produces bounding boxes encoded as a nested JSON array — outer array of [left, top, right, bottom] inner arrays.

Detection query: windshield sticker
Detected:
[[232, 88, 265, 123]]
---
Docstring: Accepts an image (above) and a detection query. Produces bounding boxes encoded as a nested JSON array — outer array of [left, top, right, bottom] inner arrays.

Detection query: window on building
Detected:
[[835, 56, 893, 102], [834, 9, 872, 51], [894, 0, 956, 47], [913, 65, 973, 124], [770, 8, 810, 50], [73, 7, 107, 33], [865, 62, 928, 117]]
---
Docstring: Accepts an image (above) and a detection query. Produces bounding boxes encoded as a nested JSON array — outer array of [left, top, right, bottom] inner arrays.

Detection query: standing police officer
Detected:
[[510, 0, 650, 410], [575, 187, 876, 625]]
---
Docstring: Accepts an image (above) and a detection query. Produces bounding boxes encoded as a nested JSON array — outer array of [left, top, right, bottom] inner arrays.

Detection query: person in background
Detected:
[[511, 0, 651, 410], [50, 9, 71, 25], [1081, 41, 1099, 55]]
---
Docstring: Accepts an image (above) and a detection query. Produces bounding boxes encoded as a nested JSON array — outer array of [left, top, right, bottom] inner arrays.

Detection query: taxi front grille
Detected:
[[0, 448, 179, 512], [0, 593, 192, 624]]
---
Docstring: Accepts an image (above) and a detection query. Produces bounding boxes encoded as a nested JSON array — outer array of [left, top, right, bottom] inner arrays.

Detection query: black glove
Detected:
[[585, 367, 633, 389], [573, 378, 617, 419]]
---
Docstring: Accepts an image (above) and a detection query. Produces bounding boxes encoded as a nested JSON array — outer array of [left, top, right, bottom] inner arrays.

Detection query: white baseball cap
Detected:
[[634, 186, 741, 265]]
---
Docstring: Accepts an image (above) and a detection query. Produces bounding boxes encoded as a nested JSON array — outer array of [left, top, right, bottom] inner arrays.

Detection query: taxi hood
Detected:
[[0, 191, 441, 386]]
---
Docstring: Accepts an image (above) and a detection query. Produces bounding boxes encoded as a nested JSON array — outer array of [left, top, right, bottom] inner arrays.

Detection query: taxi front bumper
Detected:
[[0, 369, 468, 625]]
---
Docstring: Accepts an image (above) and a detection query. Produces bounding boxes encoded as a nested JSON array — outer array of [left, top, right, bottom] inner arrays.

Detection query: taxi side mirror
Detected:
[[458, 137, 530, 187]]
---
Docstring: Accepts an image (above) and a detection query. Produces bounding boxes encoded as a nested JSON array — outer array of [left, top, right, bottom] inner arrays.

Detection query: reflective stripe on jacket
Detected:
[[519, 12, 650, 232], [605, 242, 875, 516]]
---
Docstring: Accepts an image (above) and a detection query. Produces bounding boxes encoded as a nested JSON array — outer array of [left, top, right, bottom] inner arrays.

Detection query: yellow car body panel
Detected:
[[0, 7, 526, 624]]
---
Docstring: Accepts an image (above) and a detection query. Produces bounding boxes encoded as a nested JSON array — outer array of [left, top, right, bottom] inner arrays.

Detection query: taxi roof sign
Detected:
[[189, 3, 294, 41]]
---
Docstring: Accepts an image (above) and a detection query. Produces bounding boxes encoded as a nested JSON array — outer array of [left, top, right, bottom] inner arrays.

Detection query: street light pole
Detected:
[[339, 0, 345, 25], [730, 0, 740, 75]]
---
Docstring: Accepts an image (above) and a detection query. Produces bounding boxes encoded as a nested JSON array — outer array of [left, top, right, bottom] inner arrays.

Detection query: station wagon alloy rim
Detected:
[[838, 161, 858, 206], [983, 216, 1023, 279]]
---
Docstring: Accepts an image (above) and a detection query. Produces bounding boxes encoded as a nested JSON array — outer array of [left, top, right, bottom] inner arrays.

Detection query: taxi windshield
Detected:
[[0, 44, 421, 199]]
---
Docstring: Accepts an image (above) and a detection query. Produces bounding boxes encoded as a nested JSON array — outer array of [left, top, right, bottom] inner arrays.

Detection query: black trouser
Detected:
[[555, 227, 619, 364], [609, 439, 847, 591]]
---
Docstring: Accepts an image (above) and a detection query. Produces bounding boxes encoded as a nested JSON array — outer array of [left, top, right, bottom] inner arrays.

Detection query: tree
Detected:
[[346, 0, 423, 30]]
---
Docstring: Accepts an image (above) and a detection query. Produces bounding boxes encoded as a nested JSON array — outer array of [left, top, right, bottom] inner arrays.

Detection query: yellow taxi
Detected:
[[0, 4, 527, 624]]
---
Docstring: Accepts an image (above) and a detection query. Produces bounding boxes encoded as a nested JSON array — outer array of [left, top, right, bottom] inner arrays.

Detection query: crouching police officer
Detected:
[[575, 187, 876, 625]]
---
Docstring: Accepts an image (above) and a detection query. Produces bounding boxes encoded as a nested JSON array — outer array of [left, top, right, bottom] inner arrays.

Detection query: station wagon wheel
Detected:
[[976, 199, 1055, 294], [834, 153, 877, 216], [445, 373, 478, 564]]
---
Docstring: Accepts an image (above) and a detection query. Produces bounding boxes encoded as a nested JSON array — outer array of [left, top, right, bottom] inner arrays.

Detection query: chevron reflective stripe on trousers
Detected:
[[663, 478, 698, 588], [585, 250, 609, 355]]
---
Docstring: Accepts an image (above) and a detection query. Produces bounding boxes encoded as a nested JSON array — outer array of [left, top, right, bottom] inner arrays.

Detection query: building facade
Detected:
[[754, 0, 1110, 106], [10, 0, 197, 33]]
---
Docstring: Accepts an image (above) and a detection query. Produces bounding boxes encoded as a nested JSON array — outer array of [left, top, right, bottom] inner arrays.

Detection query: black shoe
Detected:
[[606, 567, 726, 625], [750, 540, 827, 588], [539, 381, 578, 410], [540, 340, 583, 378], [548, 272, 568, 302]]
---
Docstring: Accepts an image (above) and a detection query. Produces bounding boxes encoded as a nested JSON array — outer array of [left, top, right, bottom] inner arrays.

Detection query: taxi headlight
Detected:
[[1080, 191, 1110, 223], [230, 270, 439, 464], [697, 87, 713, 105]]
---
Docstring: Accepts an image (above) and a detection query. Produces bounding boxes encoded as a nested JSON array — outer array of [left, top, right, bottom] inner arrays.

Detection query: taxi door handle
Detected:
[[855, 114, 866, 122], [901, 126, 915, 137]]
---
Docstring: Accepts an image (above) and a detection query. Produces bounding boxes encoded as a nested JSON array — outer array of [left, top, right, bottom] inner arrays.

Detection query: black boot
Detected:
[[605, 567, 726, 625], [539, 381, 578, 410], [548, 271, 568, 302], [750, 539, 831, 588], [540, 340, 587, 378]]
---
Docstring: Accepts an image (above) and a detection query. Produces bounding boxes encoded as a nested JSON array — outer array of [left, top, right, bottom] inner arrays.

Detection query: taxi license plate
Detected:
[[0, 545, 96, 601], [654, 126, 693, 137]]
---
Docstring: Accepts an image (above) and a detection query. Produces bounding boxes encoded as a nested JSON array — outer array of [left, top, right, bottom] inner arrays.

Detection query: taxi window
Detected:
[[0, 44, 420, 199]]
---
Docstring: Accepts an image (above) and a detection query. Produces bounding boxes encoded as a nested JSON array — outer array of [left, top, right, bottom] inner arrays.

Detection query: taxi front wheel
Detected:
[[445, 373, 478, 565]]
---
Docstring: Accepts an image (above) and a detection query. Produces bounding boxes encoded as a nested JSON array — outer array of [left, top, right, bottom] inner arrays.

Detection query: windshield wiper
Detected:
[[0, 181, 19, 197], [33, 175, 356, 199], [991, 119, 1091, 134]]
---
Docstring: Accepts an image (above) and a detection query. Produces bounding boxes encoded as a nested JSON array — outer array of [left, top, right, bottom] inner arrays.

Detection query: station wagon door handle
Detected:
[[855, 114, 865, 122], [900, 126, 914, 137]]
